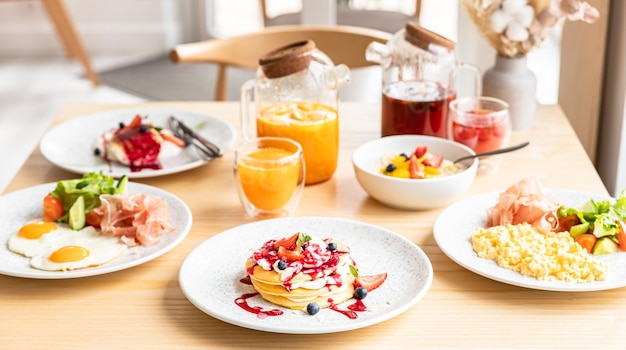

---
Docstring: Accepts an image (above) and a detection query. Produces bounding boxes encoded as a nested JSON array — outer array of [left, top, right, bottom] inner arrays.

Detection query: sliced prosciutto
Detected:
[[486, 177, 560, 233], [99, 193, 173, 246]]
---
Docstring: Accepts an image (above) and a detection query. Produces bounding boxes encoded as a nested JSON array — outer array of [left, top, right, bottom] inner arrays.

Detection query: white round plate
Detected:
[[40, 107, 237, 178], [0, 182, 192, 279], [179, 217, 433, 334], [434, 189, 626, 292]]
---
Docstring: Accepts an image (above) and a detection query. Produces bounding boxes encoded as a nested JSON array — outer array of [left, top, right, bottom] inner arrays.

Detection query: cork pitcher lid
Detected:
[[404, 22, 455, 51], [259, 40, 316, 79]]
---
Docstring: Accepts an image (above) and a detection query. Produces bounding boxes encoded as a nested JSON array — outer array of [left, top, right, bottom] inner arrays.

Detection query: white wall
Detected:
[[596, 0, 626, 197], [0, 0, 176, 57]]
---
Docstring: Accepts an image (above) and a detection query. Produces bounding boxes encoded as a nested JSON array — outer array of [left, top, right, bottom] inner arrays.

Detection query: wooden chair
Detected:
[[260, 0, 422, 33], [169, 25, 391, 101], [1, 0, 100, 85], [43, 0, 100, 85]]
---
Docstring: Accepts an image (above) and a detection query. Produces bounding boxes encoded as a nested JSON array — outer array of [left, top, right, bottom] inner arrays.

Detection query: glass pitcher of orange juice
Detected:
[[240, 40, 350, 185]]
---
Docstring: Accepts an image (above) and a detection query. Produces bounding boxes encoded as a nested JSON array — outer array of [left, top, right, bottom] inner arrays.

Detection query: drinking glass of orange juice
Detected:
[[234, 137, 305, 218], [448, 97, 510, 154]]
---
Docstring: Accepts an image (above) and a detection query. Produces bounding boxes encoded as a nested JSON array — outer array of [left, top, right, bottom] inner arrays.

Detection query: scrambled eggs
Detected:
[[471, 223, 608, 283]]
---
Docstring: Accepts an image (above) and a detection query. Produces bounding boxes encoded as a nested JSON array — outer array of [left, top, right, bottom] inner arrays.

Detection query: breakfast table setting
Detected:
[[2, 100, 624, 349], [2, 3, 625, 347]]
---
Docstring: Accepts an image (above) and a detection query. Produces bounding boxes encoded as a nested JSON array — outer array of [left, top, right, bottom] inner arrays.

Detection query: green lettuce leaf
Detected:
[[49, 172, 125, 223], [558, 190, 626, 239]]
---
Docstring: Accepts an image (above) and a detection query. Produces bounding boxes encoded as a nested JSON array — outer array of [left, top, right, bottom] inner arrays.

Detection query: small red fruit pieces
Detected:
[[355, 273, 387, 292], [408, 155, 423, 179], [273, 233, 298, 250], [277, 246, 304, 262], [160, 131, 186, 147], [413, 145, 427, 158], [423, 155, 443, 168], [125, 115, 143, 130]]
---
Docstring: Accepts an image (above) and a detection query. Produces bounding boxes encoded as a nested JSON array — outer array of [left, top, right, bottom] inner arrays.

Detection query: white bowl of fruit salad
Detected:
[[352, 135, 478, 210]]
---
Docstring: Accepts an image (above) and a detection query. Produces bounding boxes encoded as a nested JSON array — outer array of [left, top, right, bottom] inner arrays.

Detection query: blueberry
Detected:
[[400, 153, 409, 160], [306, 302, 320, 315], [385, 163, 396, 172], [277, 260, 287, 270], [139, 124, 149, 133], [93, 147, 101, 156], [301, 242, 308, 250], [354, 287, 368, 300], [327, 242, 337, 252], [119, 122, 125, 129]]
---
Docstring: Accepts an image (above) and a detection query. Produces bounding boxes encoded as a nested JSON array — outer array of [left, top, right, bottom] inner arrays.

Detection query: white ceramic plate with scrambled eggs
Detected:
[[179, 217, 433, 334], [434, 189, 626, 292], [0, 182, 192, 279], [40, 108, 236, 178]]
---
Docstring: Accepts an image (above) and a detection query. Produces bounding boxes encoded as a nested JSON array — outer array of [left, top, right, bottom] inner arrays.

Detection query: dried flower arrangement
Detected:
[[462, 0, 600, 57]]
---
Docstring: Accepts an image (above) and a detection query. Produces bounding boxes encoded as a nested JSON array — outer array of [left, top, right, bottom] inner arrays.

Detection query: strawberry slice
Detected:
[[355, 273, 387, 292], [277, 246, 304, 262], [408, 155, 424, 179], [413, 145, 427, 158], [160, 131, 186, 148], [273, 233, 299, 250], [423, 155, 443, 168], [124, 115, 143, 130]]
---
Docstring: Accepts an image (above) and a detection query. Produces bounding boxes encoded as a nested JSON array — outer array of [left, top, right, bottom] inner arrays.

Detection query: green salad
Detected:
[[45, 172, 127, 230], [557, 190, 626, 254]]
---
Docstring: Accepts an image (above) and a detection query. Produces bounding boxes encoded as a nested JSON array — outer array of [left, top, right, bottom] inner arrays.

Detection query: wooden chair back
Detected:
[[259, 0, 422, 27], [169, 25, 391, 101]]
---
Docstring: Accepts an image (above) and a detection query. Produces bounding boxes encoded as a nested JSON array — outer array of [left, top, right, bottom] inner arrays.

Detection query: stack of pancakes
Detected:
[[245, 237, 355, 309]]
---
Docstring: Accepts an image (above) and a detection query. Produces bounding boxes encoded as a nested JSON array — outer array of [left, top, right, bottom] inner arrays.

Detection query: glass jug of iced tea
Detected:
[[240, 40, 350, 185], [366, 22, 481, 138]]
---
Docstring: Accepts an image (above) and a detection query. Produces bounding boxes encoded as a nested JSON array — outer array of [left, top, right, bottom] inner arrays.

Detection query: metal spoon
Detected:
[[453, 141, 530, 164]]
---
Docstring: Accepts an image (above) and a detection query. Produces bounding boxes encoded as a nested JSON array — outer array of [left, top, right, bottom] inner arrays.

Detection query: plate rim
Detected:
[[0, 181, 192, 279], [178, 216, 434, 334], [433, 188, 626, 292], [39, 107, 237, 179]]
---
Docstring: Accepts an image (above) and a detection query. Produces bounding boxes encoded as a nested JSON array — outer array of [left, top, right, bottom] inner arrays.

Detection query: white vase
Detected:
[[482, 55, 537, 131]]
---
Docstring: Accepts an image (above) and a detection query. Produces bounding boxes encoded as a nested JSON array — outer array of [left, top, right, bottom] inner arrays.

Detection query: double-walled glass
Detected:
[[234, 137, 305, 218]]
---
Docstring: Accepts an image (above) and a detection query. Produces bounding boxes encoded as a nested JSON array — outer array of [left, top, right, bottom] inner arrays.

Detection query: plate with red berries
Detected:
[[179, 216, 433, 334], [40, 107, 236, 178]]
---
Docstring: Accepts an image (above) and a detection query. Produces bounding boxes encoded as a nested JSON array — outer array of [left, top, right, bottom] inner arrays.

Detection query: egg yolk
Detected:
[[49, 246, 90, 263], [18, 222, 57, 239]]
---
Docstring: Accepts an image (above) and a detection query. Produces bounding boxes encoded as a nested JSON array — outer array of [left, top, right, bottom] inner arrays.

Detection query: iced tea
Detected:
[[381, 80, 456, 138]]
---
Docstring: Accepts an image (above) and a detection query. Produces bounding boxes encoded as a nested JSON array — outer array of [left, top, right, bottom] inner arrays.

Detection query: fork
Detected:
[[168, 116, 223, 160]]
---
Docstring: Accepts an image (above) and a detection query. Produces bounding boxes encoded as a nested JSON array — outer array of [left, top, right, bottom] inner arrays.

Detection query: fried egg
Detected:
[[8, 221, 128, 271], [8, 221, 61, 257]]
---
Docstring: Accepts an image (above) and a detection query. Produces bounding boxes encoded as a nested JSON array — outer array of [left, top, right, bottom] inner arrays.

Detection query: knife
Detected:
[[168, 116, 223, 160]]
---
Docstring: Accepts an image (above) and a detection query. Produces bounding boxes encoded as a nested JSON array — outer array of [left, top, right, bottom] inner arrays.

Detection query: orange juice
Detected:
[[257, 102, 338, 185], [237, 147, 301, 211]]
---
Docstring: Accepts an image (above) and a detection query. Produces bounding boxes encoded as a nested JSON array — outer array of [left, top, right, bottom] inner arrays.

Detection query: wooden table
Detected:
[[1, 102, 620, 349]]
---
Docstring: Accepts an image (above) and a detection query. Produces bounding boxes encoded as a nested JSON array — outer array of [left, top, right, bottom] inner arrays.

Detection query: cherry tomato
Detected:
[[85, 208, 103, 229], [617, 220, 626, 251], [43, 195, 64, 222]]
